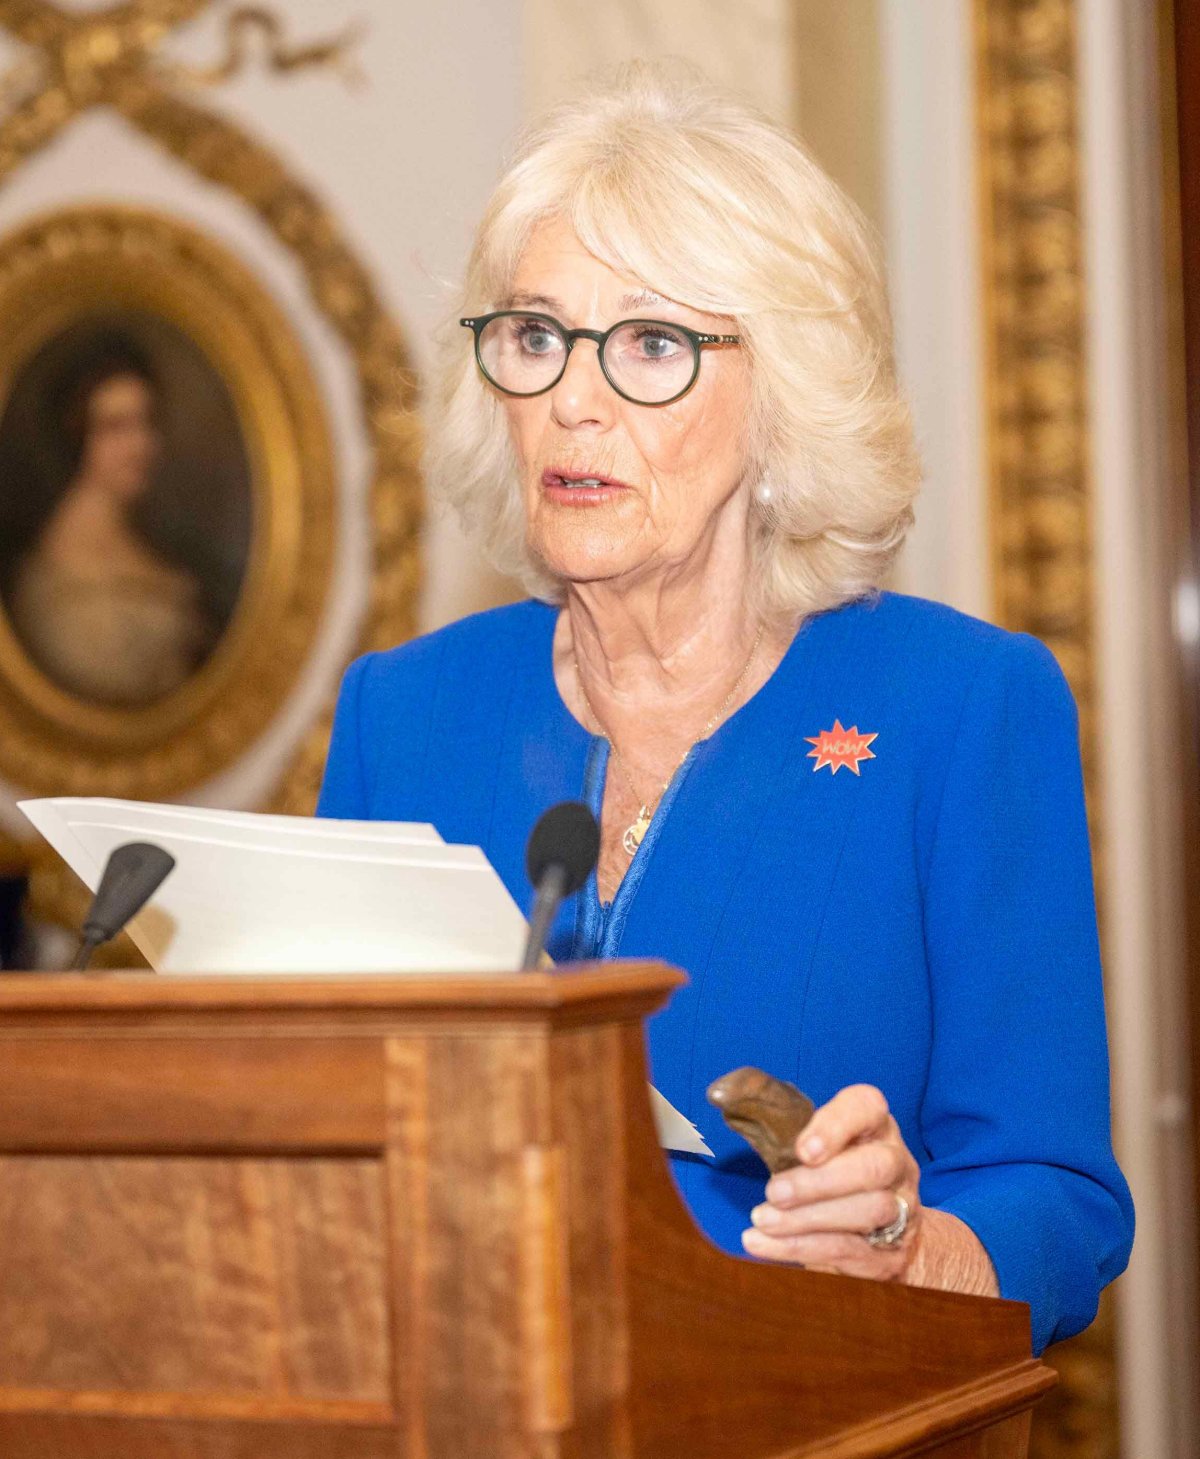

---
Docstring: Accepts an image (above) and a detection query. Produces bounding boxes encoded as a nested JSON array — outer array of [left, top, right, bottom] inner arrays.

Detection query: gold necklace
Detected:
[[574, 624, 765, 858]]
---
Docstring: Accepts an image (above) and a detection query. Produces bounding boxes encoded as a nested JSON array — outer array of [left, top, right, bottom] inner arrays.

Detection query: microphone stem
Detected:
[[71, 933, 102, 972], [522, 864, 568, 970]]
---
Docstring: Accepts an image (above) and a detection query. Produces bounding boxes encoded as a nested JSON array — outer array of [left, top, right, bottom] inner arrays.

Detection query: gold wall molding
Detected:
[[975, 2, 1116, 1457], [0, 0, 422, 908], [976, 0, 1096, 791]]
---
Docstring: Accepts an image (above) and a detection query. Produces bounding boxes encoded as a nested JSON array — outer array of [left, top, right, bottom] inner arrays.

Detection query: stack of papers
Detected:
[[20, 798, 529, 975], [19, 797, 711, 1156]]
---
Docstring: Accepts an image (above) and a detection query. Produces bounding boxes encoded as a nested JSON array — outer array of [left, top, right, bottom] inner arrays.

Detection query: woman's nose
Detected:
[[549, 340, 614, 430]]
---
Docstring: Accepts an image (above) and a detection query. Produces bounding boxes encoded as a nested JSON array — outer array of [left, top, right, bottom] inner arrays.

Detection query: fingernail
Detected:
[[801, 1135, 824, 1162], [750, 1203, 781, 1231], [764, 1177, 790, 1204], [742, 1228, 767, 1253]]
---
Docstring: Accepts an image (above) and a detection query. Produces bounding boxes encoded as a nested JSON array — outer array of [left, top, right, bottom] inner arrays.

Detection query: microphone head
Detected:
[[82, 841, 176, 945], [525, 801, 600, 897]]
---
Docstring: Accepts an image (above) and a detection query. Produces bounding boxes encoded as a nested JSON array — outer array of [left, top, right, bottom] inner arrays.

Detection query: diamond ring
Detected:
[[865, 1193, 910, 1248]]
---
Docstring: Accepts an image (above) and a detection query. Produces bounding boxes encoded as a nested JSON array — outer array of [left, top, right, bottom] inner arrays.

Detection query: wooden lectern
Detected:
[[0, 962, 1053, 1457]]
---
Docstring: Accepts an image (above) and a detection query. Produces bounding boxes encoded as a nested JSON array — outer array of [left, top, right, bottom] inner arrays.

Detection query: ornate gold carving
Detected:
[[164, 7, 365, 90], [0, 0, 422, 912], [975, 3, 1117, 1456]]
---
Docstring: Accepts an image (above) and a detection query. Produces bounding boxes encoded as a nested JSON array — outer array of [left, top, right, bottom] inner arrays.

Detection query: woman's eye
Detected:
[[515, 323, 559, 354], [630, 328, 685, 360]]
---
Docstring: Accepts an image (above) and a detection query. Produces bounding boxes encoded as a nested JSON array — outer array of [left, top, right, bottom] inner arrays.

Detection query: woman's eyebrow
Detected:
[[502, 288, 673, 315], [505, 291, 562, 311], [617, 289, 669, 310]]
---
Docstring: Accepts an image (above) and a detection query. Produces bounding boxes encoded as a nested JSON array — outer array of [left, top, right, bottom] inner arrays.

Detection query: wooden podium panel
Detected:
[[0, 1154, 388, 1398], [0, 963, 1054, 1458]]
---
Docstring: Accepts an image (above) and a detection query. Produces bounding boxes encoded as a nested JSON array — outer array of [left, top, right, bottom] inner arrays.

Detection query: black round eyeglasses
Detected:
[[460, 310, 741, 406]]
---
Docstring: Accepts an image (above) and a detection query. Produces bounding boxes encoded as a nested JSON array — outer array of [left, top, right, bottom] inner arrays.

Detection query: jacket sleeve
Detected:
[[916, 631, 1134, 1354], [315, 653, 373, 819]]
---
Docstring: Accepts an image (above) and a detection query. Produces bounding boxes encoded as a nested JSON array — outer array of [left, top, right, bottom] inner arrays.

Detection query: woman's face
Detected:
[[501, 218, 754, 591], [81, 373, 161, 502]]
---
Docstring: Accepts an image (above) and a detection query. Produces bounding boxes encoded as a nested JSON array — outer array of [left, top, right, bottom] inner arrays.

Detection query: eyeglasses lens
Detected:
[[477, 315, 697, 404], [478, 315, 566, 396], [604, 321, 696, 403]]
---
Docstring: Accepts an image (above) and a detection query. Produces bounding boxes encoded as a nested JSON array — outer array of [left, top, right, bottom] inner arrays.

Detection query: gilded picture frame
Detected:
[[0, 204, 336, 798]]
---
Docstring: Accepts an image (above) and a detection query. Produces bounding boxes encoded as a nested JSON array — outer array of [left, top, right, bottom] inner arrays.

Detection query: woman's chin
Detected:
[[529, 533, 647, 589]]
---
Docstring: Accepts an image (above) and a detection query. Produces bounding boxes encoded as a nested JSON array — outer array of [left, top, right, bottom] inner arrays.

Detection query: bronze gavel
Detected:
[[706, 1066, 815, 1174]]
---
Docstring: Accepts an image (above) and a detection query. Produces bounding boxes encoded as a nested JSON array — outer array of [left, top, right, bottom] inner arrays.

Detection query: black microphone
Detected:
[[72, 842, 176, 971], [521, 802, 600, 970]]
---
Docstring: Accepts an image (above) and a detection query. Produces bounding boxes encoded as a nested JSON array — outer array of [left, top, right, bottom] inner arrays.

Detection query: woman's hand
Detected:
[[741, 1083, 920, 1281], [740, 1083, 1000, 1296]]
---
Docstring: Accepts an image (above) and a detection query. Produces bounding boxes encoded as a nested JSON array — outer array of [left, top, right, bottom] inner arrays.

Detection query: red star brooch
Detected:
[[805, 719, 878, 776]]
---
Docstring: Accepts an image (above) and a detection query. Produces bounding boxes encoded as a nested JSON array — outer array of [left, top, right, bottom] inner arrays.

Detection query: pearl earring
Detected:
[[755, 479, 773, 505]]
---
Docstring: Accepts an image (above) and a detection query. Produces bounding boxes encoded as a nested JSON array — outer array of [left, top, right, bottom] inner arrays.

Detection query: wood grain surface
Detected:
[[0, 963, 1052, 1458], [0, 1155, 389, 1402], [0, 1038, 386, 1152]]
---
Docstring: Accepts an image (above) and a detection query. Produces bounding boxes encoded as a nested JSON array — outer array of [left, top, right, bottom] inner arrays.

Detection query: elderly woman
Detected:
[[318, 64, 1133, 1354]]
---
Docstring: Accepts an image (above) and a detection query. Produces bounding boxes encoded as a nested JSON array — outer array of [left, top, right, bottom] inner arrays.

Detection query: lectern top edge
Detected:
[[0, 958, 686, 1019]]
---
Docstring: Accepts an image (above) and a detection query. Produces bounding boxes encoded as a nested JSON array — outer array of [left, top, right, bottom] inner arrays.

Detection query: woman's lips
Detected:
[[540, 467, 631, 505]]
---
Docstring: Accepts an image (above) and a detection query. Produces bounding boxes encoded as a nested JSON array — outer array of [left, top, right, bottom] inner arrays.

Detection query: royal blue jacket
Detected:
[[317, 590, 1134, 1353]]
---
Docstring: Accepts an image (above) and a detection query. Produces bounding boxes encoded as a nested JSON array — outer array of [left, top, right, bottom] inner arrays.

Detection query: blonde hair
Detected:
[[424, 60, 920, 621]]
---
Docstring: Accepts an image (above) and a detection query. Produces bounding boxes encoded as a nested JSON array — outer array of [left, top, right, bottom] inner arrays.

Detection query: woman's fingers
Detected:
[[741, 1226, 908, 1279], [764, 1137, 904, 1209], [790, 1082, 892, 1165], [749, 1187, 902, 1239]]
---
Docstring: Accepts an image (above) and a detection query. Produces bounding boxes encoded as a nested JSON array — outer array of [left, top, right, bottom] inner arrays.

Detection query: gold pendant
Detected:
[[622, 808, 652, 857]]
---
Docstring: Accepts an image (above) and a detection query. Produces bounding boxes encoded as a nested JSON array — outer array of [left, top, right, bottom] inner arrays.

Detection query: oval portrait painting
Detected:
[[0, 310, 253, 708]]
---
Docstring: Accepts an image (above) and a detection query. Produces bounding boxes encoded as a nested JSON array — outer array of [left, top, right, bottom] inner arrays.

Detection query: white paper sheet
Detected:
[[649, 1087, 711, 1156], [19, 796, 712, 1156], [19, 798, 524, 974]]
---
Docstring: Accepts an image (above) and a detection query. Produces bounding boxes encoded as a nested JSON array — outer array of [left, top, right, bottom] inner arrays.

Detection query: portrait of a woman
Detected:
[[318, 63, 1134, 1355], [4, 336, 216, 707]]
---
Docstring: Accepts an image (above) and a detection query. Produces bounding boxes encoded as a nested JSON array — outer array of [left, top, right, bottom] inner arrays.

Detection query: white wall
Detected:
[[879, 0, 989, 619], [525, 0, 795, 125]]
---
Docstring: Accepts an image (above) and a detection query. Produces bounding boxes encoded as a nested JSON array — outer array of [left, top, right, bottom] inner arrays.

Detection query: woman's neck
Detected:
[[555, 528, 790, 764], [567, 585, 759, 706]]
